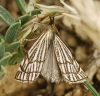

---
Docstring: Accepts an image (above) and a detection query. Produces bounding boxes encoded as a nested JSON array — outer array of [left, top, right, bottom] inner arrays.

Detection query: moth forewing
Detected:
[[15, 32, 51, 83], [53, 35, 87, 83]]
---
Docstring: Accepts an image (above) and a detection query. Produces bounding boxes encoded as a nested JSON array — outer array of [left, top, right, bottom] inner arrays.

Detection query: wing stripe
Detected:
[[55, 36, 73, 62], [54, 35, 87, 83], [28, 32, 45, 54], [15, 32, 50, 82]]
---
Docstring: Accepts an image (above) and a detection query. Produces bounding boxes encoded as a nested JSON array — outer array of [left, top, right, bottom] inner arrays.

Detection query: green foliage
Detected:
[[84, 81, 100, 96], [0, 34, 4, 40], [0, 6, 15, 25], [9, 46, 24, 65], [29, 9, 42, 16], [16, 14, 31, 25], [0, 0, 42, 80], [0, 66, 6, 80], [9, 53, 24, 65], [0, 52, 12, 67], [5, 42, 20, 53], [5, 22, 21, 43], [0, 40, 5, 59], [14, 0, 26, 14]]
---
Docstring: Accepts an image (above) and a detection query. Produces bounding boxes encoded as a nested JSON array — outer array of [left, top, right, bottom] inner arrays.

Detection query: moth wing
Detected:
[[54, 35, 87, 83], [15, 33, 49, 83], [41, 42, 62, 83]]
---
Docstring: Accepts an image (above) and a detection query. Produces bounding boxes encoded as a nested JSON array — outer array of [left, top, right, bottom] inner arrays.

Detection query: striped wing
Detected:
[[15, 32, 49, 83], [54, 35, 87, 83]]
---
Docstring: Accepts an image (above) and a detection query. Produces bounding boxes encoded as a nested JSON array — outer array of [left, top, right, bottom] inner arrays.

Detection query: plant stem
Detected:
[[84, 81, 100, 96]]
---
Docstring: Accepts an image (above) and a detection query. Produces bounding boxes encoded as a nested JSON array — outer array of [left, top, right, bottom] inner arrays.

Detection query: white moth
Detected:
[[15, 17, 87, 84]]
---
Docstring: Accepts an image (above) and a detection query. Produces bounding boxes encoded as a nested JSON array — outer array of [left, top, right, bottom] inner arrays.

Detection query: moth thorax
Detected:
[[46, 29, 55, 40]]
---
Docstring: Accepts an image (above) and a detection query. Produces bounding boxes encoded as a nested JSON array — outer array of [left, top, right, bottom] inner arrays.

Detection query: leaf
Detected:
[[5, 22, 21, 43], [0, 52, 12, 67], [16, 14, 31, 25], [0, 6, 15, 25], [0, 34, 4, 40], [29, 9, 42, 16], [9, 46, 24, 65], [0, 40, 5, 59], [14, 0, 26, 14], [0, 66, 6, 80], [9, 53, 24, 65], [6, 42, 20, 53], [18, 45, 24, 56]]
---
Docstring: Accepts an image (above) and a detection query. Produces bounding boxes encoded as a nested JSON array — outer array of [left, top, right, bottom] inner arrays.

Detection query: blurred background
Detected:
[[0, 0, 100, 96]]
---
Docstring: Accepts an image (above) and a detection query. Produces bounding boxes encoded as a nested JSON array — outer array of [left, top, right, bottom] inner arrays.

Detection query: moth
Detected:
[[15, 17, 87, 84]]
